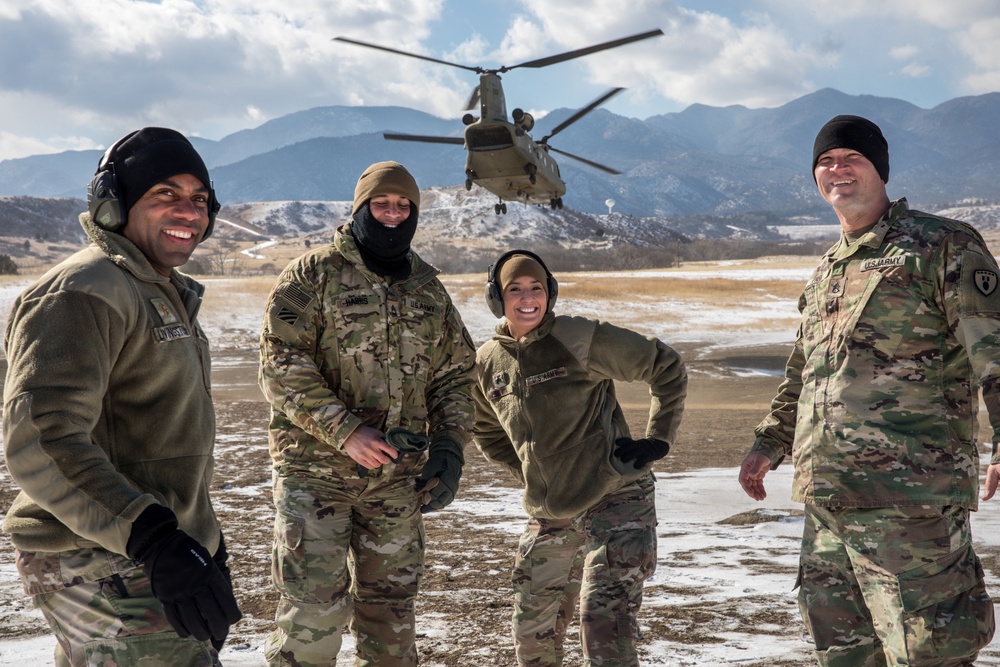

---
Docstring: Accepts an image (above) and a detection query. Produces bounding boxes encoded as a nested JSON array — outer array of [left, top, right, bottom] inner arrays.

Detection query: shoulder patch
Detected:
[[277, 282, 313, 311], [269, 282, 315, 332], [974, 269, 998, 296], [461, 326, 475, 352], [960, 251, 1000, 315]]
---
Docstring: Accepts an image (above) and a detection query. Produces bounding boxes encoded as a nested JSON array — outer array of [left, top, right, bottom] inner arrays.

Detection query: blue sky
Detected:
[[0, 0, 998, 162]]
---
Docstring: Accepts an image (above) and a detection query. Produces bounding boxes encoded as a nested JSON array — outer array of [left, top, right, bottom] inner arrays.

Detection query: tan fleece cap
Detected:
[[499, 254, 548, 295], [352, 161, 420, 214]]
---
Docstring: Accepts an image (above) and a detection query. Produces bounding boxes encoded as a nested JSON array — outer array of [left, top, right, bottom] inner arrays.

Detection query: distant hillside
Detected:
[[3, 89, 1000, 217], [8, 190, 1000, 274], [0, 196, 86, 243]]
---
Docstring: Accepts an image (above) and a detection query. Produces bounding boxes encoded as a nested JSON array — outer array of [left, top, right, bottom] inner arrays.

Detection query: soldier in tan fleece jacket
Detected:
[[472, 249, 687, 667]]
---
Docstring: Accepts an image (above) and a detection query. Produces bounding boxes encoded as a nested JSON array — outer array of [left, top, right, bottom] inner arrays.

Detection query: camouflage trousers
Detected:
[[265, 469, 426, 667], [512, 475, 657, 667], [798, 504, 995, 667], [15, 547, 220, 667]]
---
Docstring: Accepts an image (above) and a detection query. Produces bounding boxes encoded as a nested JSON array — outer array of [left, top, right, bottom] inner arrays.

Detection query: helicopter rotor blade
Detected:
[[541, 87, 624, 144], [334, 36, 482, 73], [547, 146, 622, 175], [383, 132, 465, 145], [503, 28, 663, 72], [465, 86, 481, 111]]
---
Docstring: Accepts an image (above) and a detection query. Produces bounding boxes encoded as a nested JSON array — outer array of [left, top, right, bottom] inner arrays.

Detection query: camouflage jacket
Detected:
[[754, 199, 1000, 509], [259, 224, 475, 478], [2, 214, 219, 557], [473, 313, 686, 519]]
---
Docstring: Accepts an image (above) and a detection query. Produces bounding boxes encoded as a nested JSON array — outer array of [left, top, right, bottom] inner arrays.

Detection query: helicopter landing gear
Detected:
[[465, 178, 473, 191], [494, 202, 508, 215], [549, 198, 563, 210]]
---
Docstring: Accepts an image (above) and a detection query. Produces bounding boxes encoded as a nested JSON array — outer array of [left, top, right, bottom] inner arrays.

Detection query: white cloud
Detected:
[[890, 45, 920, 61], [954, 17, 1000, 95], [899, 62, 932, 79], [0, 0, 997, 162]]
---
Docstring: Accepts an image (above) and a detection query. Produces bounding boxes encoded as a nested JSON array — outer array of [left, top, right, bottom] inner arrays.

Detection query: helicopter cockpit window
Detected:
[[466, 126, 514, 151]]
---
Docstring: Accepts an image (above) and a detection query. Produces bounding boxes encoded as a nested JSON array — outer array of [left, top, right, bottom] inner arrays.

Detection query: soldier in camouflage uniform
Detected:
[[739, 115, 1000, 666], [473, 250, 687, 666], [259, 161, 476, 666], [2, 128, 241, 666]]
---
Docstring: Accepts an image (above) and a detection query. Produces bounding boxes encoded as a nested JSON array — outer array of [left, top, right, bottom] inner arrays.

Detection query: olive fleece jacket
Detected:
[[1, 214, 220, 558], [473, 313, 687, 519]]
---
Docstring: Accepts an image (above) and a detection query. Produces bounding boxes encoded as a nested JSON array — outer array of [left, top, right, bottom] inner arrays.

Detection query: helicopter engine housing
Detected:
[[511, 108, 534, 132]]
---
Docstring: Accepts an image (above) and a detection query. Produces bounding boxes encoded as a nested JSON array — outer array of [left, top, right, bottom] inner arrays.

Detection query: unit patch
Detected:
[[860, 256, 907, 272], [975, 269, 998, 296], [487, 371, 511, 400]]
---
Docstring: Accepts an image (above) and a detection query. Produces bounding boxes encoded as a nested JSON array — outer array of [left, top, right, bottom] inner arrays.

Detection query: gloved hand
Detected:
[[415, 438, 464, 513], [127, 505, 242, 643], [210, 532, 234, 652], [614, 437, 670, 469]]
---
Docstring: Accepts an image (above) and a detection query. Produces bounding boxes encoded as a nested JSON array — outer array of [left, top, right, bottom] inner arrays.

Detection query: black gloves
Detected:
[[210, 532, 233, 652], [416, 438, 464, 513], [615, 437, 670, 469], [127, 505, 242, 644]]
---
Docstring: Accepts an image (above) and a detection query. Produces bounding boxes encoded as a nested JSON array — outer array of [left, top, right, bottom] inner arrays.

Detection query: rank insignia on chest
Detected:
[[150, 298, 178, 325], [975, 269, 998, 296]]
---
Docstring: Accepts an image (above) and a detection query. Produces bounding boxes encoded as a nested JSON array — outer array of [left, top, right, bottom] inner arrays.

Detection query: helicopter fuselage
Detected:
[[463, 121, 565, 205], [332, 29, 664, 213], [462, 71, 565, 206]]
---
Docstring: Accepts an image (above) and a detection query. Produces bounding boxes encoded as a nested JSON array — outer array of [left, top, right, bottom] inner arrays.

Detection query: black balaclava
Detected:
[[352, 201, 418, 280]]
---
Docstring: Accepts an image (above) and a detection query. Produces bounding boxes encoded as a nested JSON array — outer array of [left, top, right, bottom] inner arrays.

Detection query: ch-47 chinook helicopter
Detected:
[[334, 29, 663, 214]]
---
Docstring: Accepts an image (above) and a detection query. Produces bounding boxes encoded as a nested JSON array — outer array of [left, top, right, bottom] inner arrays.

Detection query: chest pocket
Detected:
[[392, 295, 441, 383], [803, 267, 897, 359]]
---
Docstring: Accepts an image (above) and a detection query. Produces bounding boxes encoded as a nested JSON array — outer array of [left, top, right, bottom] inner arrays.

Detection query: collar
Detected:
[[333, 224, 439, 290], [79, 212, 188, 286], [495, 312, 556, 344], [828, 198, 908, 260]]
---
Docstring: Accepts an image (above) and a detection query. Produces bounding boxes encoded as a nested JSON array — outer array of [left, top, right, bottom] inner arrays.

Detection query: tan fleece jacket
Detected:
[[473, 313, 686, 519], [2, 214, 220, 557]]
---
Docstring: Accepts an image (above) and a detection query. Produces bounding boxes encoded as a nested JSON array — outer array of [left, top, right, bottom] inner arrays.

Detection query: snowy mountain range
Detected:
[[2, 88, 1000, 218]]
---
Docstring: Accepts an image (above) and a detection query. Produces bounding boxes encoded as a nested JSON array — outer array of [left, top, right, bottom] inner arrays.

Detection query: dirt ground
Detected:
[[0, 341, 795, 663], [207, 341, 803, 665], [2, 340, 995, 666]]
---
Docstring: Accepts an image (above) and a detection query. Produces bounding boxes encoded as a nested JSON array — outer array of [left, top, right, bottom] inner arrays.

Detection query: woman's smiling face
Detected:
[[503, 276, 547, 339]]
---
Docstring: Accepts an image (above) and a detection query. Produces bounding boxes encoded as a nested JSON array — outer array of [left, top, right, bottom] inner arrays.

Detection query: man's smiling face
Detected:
[[814, 148, 885, 217], [122, 173, 212, 276]]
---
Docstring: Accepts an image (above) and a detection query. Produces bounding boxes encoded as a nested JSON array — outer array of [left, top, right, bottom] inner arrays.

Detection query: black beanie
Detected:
[[108, 127, 213, 214], [812, 115, 889, 183]]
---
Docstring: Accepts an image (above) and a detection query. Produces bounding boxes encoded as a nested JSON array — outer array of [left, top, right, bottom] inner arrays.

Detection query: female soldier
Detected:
[[472, 249, 687, 666]]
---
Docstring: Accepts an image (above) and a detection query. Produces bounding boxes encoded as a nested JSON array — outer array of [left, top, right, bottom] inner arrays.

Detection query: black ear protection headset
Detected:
[[86, 131, 220, 239], [484, 249, 558, 318]]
